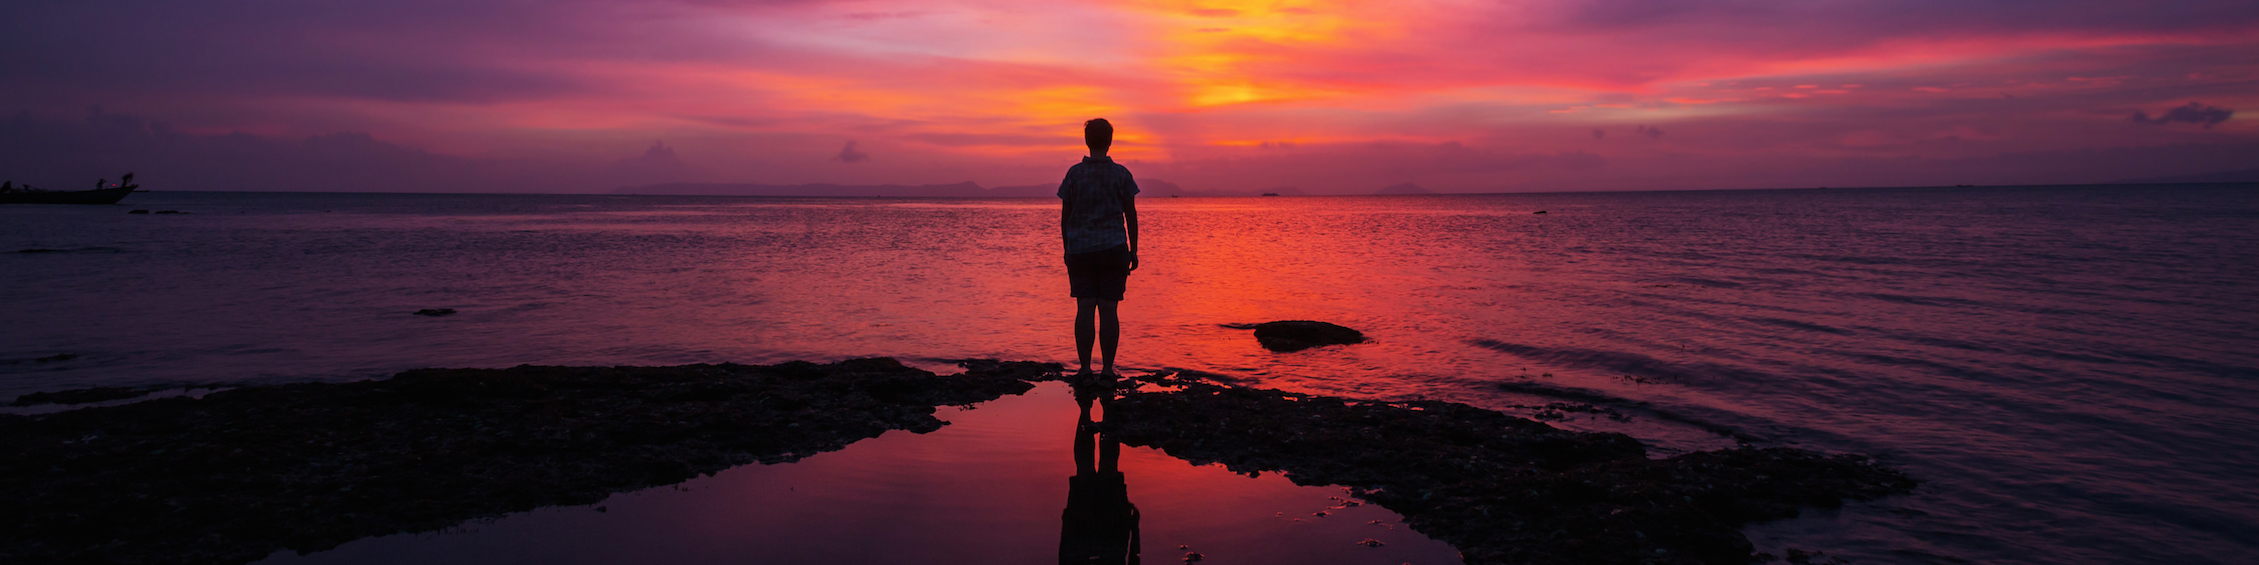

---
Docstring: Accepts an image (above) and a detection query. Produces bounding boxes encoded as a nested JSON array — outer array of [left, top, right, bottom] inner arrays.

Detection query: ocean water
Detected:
[[4, 185, 2256, 563]]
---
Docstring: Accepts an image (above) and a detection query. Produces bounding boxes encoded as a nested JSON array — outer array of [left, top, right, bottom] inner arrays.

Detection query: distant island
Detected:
[[2110, 167, 2259, 185]]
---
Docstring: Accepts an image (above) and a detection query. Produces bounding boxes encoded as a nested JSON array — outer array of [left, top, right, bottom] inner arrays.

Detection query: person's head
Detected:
[[1084, 118, 1113, 155]]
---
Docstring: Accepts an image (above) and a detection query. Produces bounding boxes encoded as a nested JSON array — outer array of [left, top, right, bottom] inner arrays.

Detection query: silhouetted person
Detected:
[[1059, 118, 1140, 377], [96, 178, 106, 190], [1060, 381, 1139, 564]]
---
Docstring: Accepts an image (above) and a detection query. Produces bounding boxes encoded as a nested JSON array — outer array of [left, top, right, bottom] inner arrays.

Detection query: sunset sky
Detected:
[[3, 0, 2255, 193]]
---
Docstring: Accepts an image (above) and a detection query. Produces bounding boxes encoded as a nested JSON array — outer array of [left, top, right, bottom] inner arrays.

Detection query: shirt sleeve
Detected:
[[1058, 165, 1076, 199], [1118, 165, 1139, 197]]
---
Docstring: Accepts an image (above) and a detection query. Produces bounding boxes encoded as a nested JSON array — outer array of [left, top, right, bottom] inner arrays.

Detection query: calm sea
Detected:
[[4, 185, 2256, 563]]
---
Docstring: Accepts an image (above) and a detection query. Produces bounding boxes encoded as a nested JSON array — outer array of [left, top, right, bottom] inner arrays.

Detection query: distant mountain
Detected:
[[1139, 181, 1309, 197], [614, 181, 1052, 198], [2111, 168, 2259, 184], [613, 178, 1322, 198], [1374, 183, 1435, 195]]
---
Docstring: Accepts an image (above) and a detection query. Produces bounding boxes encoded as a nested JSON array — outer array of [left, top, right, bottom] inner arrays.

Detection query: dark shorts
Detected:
[[1065, 244, 1131, 301]]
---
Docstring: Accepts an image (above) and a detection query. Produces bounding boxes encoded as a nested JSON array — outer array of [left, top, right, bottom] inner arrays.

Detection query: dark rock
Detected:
[[1534, 210, 1548, 214], [1224, 320, 1366, 352], [1102, 373, 1917, 565], [413, 308, 457, 317], [10, 384, 157, 407], [0, 358, 1056, 564]]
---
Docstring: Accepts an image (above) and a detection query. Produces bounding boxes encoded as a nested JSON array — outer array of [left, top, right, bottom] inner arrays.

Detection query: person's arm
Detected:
[[1060, 174, 1075, 240], [1122, 192, 1138, 271]]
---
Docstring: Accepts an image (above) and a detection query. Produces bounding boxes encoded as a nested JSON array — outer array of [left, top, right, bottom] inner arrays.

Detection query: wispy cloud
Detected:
[[836, 140, 870, 162], [2132, 102, 2235, 128]]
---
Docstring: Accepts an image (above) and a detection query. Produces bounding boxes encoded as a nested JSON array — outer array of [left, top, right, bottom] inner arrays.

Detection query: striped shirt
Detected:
[[1057, 156, 1139, 255]]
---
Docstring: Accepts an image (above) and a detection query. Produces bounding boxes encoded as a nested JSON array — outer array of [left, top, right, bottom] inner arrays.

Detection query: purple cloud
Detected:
[[2131, 103, 2234, 128], [836, 140, 869, 163]]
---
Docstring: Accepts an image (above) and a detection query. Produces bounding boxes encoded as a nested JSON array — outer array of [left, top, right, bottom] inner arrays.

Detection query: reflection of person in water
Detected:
[[1059, 381, 1140, 564]]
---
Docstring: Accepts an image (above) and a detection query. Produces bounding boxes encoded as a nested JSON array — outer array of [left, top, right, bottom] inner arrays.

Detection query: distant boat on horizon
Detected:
[[1260, 192, 1280, 197], [1, 175, 139, 205]]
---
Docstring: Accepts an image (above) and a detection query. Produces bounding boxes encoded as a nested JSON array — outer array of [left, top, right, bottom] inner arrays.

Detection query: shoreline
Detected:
[[2, 359, 1913, 565]]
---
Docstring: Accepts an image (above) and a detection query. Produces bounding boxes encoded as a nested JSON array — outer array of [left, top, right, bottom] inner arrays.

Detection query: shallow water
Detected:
[[253, 382, 1460, 564], [5, 185, 2257, 563]]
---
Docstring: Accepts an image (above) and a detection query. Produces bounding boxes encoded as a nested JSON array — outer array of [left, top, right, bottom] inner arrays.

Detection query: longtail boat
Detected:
[[1, 174, 140, 204]]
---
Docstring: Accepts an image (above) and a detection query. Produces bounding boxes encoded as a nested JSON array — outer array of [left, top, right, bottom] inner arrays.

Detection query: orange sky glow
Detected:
[[4, 0, 2255, 192]]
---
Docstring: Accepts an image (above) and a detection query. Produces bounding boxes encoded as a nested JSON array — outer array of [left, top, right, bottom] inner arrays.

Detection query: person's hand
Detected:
[[1127, 250, 1139, 271]]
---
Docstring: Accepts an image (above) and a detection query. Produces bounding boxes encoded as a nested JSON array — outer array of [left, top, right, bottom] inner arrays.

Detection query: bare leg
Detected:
[[1098, 299, 1120, 374], [1075, 297, 1099, 374], [1096, 392, 1121, 473], [1074, 391, 1097, 475]]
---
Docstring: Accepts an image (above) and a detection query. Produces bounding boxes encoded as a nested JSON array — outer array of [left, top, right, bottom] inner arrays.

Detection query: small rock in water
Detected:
[[1183, 552, 1203, 562], [1356, 538, 1385, 547], [1533, 210, 1548, 214], [413, 308, 458, 317], [1225, 320, 1366, 352]]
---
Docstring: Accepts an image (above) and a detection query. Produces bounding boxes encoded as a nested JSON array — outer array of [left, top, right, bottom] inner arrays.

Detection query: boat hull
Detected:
[[0, 186, 137, 204]]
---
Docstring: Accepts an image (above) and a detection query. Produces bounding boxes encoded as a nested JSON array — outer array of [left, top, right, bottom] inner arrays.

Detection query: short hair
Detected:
[[1084, 118, 1113, 152]]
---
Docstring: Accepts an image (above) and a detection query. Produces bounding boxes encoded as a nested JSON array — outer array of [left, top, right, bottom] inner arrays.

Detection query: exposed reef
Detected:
[[3, 359, 1912, 565], [1103, 372, 1918, 565], [0, 358, 1053, 565], [9, 385, 160, 406]]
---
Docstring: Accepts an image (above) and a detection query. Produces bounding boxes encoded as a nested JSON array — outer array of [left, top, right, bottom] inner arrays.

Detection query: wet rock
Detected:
[[1782, 548, 1849, 564], [0, 358, 1056, 564], [1102, 372, 1916, 565], [10, 384, 152, 406], [1224, 320, 1366, 352], [413, 308, 457, 316]]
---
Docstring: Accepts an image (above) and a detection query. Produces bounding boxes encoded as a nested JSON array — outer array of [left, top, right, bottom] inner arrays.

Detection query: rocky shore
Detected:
[[1103, 372, 1916, 565], [0, 358, 1050, 565], [2, 359, 1914, 565]]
